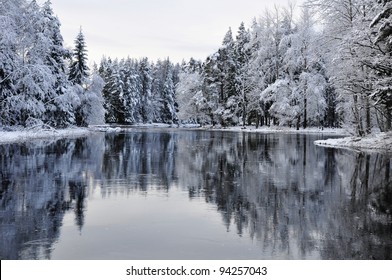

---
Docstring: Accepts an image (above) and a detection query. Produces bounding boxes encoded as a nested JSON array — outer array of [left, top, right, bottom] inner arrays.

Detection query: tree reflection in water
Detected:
[[0, 130, 391, 259]]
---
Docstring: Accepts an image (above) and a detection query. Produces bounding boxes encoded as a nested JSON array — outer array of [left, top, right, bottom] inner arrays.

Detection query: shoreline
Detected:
[[1, 124, 391, 153], [0, 127, 93, 144], [93, 123, 348, 135], [315, 132, 392, 153]]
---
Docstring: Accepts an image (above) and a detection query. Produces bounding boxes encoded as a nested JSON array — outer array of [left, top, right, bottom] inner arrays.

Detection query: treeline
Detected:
[[177, 1, 392, 135], [98, 57, 180, 124]]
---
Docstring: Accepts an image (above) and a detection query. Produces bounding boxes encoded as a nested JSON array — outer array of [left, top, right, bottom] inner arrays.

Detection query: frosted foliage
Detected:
[[177, 72, 203, 123], [98, 57, 179, 125], [304, 72, 328, 121], [261, 79, 298, 125], [84, 75, 105, 125], [174, 2, 391, 134], [0, 0, 81, 128]]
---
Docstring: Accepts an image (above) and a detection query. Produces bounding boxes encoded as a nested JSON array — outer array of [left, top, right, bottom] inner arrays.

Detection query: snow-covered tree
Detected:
[[122, 58, 141, 124], [369, 0, 392, 131], [0, 0, 78, 128], [40, 0, 76, 127], [79, 73, 106, 125], [98, 56, 180, 125], [234, 22, 252, 126], [201, 53, 222, 125], [160, 61, 178, 124], [69, 28, 89, 87], [176, 59, 204, 123], [283, 7, 328, 128], [150, 59, 178, 124], [138, 58, 153, 123], [306, 0, 377, 135], [0, 0, 21, 126], [100, 59, 126, 123]]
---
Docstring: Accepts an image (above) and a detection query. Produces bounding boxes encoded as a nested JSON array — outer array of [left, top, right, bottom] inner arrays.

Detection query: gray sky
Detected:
[[42, 0, 303, 63]]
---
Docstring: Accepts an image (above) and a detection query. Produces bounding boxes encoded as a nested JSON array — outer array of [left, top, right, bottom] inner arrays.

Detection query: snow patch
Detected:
[[0, 127, 92, 144], [315, 132, 392, 152]]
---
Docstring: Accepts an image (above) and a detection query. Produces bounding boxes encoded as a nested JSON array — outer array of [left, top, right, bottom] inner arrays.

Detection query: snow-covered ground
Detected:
[[315, 132, 392, 152], [0, 127, 92, 144]]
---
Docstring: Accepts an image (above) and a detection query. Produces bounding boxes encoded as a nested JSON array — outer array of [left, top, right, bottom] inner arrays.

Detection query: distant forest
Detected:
[[1, 0, 392, 136]]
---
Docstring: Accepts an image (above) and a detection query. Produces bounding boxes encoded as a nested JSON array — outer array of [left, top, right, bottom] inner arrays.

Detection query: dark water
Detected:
[[1, 129, 391, 260]]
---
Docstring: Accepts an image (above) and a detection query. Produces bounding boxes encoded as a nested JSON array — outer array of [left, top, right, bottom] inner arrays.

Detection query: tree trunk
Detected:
[[386, 107, 392, 131], [303, 97, 308, 129], [353, 94, 364, 136], [365, 95, 371, 135]]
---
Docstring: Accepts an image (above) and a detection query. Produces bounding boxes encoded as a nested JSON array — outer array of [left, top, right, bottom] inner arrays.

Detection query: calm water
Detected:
[[0, 129, 391, 260]]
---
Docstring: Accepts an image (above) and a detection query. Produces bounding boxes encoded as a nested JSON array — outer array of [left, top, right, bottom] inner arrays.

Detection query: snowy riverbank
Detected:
[[315, 132, 392, 152], [0, 124, 347, 144], [0, 127, 92, 144], [1, 124, 391, 153]]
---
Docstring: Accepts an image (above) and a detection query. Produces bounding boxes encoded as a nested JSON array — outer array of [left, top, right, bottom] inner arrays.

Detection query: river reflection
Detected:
[[0, 129, 391, 259]]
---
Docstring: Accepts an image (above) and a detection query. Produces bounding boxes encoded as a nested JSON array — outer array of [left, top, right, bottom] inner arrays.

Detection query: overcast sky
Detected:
[[41, 0, 304, 63]]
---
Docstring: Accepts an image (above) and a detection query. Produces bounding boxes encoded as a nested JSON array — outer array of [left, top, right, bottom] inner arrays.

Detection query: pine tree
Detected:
[[161, 60, 177, 124], [138, 58, 153, 123], [40, 0, 76, 127], [122, 58, 140, 124], [68, 28, 91, 126], [69, 28, 89, 86], [108, 60, 126, 123], [202, 53, 222, 125], [219, 28, 240, 126], [234, 22, 252, 126]]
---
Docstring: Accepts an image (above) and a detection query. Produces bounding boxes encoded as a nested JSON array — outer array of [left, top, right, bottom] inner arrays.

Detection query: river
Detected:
[[0, 129, 391, 259]]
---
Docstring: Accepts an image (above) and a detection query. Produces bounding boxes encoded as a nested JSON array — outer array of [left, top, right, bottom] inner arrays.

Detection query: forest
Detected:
[[1, 0, 392, 136]]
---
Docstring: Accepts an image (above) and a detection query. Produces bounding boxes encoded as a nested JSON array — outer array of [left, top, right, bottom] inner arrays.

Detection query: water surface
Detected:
[[1, 129, 391, 259]]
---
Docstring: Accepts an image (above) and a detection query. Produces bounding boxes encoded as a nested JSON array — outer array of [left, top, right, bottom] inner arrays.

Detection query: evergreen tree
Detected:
[[108, 60, 126, 123], [161, 61, 177, 124], [122, 58, 141, 124], [69, 28, 89, 86], [221, 28, 237, 100], [40, 0, 76, 127], [138, 58, 153, 123], [202, 53, 222, 125], [235, 22, 252, 126], [69, 29, 90, 126], [219, 28, 240, 126]]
